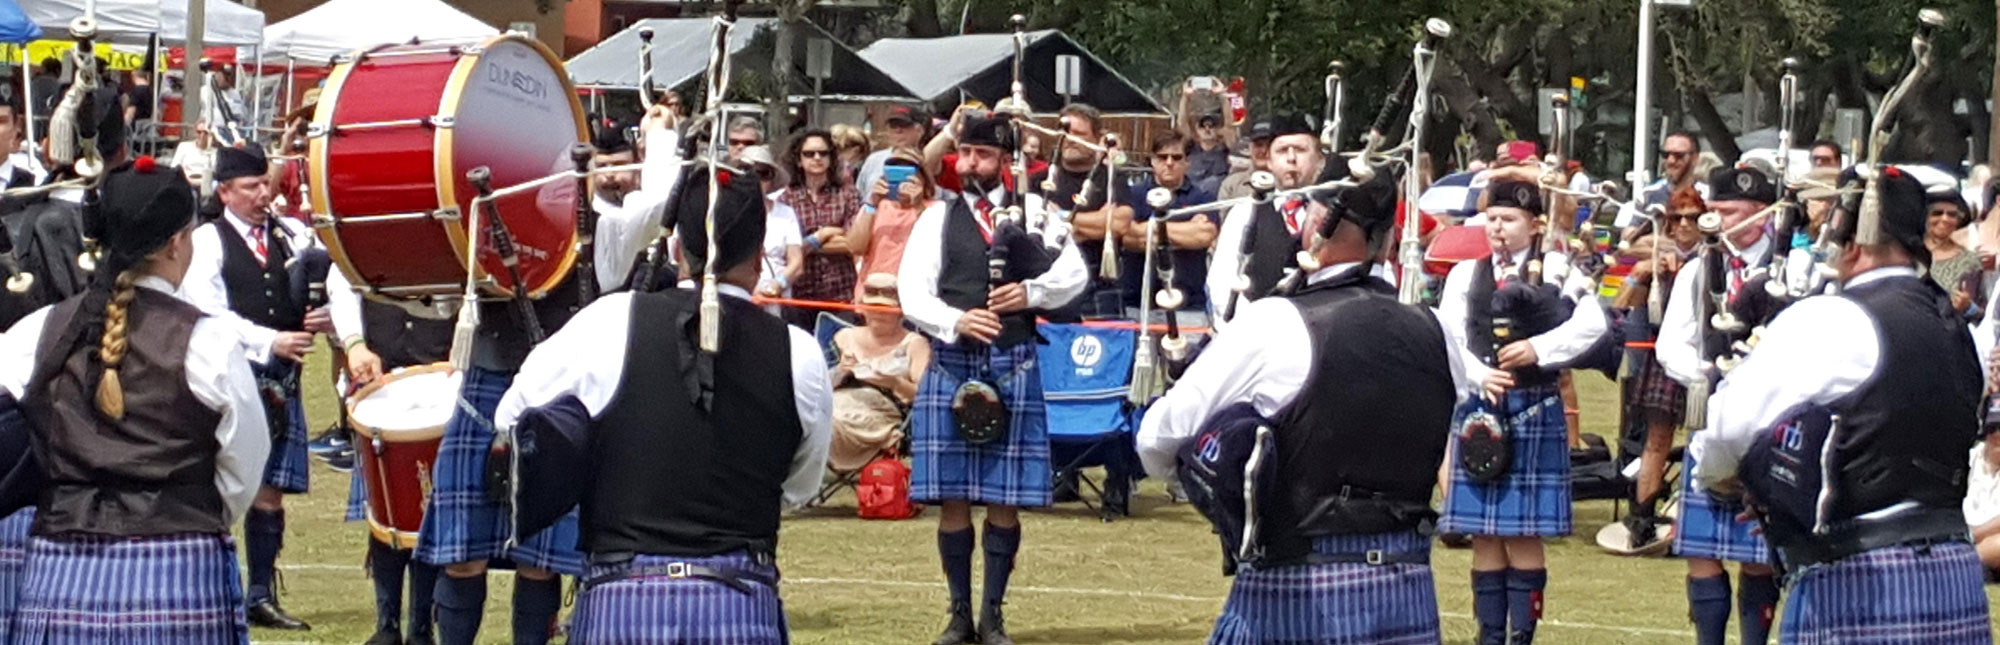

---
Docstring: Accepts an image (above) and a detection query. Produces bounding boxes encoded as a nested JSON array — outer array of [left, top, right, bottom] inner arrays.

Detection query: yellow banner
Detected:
[[0, 40, 155, 71]]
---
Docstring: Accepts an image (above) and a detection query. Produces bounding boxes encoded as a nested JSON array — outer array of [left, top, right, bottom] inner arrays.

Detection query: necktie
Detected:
[[973, 198, 995, 244], [1281, 198, 1303, 236], [252, 223, 269, 266], [1727, 255, 1747, 298]]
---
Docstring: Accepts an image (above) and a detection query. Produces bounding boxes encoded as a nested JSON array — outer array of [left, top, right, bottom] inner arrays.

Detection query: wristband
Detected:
[[805, 235, 824, 252], [344, 336, 367, 353]]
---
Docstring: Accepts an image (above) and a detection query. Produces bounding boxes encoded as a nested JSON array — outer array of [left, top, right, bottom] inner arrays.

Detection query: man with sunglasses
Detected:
[[1121, 130, 1218, 326], [725, 116, 763, 163], [857, 105, 931, 199], [1638, 132, 1710, 218]]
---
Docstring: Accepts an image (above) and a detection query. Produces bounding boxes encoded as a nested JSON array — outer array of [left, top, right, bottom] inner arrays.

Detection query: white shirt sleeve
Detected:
[[1136, 296, 1311, 480], [1656, 254, 1708, 386], [1527, 290, 1608, 366], [326, 267, 364, 346], [1690, 296, 1880, 491], [0, 307, 51, 398], [1023, 234, 1087, 312], [177, 224, 278, 363], [495, 293, 635, 430], [1205, 203, 1252, 329], [1432, 261, 1498, 389], [783, 327, 833, 509], [897, 201, 963, 343], [186, 315, 271, 526], [594, 127, 682, 290]]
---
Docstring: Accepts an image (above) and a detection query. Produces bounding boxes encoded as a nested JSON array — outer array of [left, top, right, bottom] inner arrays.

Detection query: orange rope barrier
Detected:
[[751, 295, 1215, 335]]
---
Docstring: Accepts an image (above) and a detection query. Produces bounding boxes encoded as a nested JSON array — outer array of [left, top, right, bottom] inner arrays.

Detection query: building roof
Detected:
[[858, 30, 1165, 114]]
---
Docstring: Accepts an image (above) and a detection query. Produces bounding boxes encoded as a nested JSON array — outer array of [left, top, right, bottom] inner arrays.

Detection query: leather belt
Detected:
[[583, 561, 779, 594], [1261, 548, 1431, 569], [1776, 508, 1971, 569]]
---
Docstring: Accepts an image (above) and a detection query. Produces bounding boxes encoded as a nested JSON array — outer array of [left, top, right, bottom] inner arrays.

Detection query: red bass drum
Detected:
[[309, 34, 586, 300]]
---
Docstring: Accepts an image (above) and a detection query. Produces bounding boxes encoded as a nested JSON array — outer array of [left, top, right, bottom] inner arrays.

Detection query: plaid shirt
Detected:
[[783, 183, 862, 303]]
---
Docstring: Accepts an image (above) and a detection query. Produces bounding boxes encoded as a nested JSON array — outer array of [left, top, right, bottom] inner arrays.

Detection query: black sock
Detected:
[[244, 508, 284, 603], [367, 538, 408, 633], [1472, 569, 1508, 635], [512, 574, 563, 645], [1687, 574, 1731, 645], [407, 558, 439, 640], [982, 522, 1021, 606], [1737, 572, 1778, 645], [938, 528, 975, 605], [1506, 567, 1548, 639], [432, 572, 486, 645]]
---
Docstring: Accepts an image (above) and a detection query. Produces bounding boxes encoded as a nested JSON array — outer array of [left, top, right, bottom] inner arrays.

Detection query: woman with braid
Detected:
[[0, 157, 270, 642]]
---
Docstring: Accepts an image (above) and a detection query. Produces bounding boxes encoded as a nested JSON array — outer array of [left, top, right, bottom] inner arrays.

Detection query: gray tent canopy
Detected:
[[859, 30, 1165, 115], [567, 18, 912, 102]]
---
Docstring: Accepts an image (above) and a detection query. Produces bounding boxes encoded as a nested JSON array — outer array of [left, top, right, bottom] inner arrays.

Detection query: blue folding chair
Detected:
[[1037, 323, 1141, 521]]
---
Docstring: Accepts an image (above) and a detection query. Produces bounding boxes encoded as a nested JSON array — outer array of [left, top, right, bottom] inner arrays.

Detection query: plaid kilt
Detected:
[[909, 340, 1053, 508], [345, 468, 366, 522], [1672, 450, 1769, 563], [1779, 540, 1991, 644], [1209, 531, 1440, 645], [255, 362, 309, 494], [11, 533, 247, 644], [1627, 355, 1686, 424], [569, 551, 787, 644], [0, 508, 32, 643], [1440, 384, 1573, 537], [413, 366, 583, 575]]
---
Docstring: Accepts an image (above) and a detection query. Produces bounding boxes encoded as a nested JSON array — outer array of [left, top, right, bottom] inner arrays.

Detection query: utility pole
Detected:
[[183, 0, 205, 136]]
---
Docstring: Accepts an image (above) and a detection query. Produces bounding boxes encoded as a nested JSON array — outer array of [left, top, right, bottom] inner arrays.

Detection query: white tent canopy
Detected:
[[261, 0, 496, 63], [20, 0, 265, 46]]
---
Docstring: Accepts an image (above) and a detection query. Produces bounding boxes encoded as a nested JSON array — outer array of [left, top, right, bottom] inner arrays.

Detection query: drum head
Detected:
[[444, 36, 585, 297], [349, 364, 462, 441]]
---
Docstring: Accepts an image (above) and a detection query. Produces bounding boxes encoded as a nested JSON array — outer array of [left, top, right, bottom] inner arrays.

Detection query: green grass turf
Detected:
[[261, 349, 2000, 644]]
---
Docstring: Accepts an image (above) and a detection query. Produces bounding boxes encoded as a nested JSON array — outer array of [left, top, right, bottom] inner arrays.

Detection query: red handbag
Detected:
[[856, 456, 921, 520]]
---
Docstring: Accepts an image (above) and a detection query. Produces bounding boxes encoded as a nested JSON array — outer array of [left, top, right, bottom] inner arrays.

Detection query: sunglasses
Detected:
[[754, 167, 777, 181], [729, 138, 758, 147], [1661, 150, 1693, 160], [800, 149, 832, 159], [1153, 153, 1186, 163], [1931, 208, 1963, 218], [1665, 213, 1700, 223]]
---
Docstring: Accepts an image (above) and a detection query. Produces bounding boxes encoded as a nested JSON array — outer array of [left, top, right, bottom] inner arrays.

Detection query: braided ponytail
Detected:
[[94, 269, 141, 420]]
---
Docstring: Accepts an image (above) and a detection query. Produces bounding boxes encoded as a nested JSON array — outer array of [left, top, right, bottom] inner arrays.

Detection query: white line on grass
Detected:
[[276, 565, 1707, 639]]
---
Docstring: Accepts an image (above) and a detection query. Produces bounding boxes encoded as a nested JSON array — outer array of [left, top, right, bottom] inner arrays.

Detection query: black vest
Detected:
[[1825, 275, 1980, 518], [937, 194, 1052, 348], [211, 218, 303, 332], [473, 272, 585, 371], [22, 289, 228, 537], [1240, 203, 1300, 302], [1264, 268, 1456, 557], [362, 299, 455, 371], [582, 290, 804, 557], [1465, 257, 1563, 388]]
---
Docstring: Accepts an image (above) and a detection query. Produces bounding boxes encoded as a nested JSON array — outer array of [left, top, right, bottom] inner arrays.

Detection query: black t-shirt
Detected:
[[1119, 179, 1217, 309], [128, 84, 153, 121], [1028, 163, 1133, 277]]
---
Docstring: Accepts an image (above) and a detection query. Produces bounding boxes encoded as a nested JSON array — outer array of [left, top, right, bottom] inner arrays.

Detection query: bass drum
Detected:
[[309, 33, 586, 300]]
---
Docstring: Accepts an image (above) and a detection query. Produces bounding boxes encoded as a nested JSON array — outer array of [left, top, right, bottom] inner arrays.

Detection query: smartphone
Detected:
[[883, 165, 917, 198], [1190, 76, 1218, 91]]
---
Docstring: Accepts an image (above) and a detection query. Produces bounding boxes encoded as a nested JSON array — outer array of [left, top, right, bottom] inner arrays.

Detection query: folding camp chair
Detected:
[[1037, 323, 1141, 521]]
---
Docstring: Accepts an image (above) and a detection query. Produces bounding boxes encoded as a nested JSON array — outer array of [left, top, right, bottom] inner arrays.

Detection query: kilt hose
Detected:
[[254, 361, 309, 494], [1208, 531, 1440, 645], [1673, 450, 1770, 564], [568, 551, 787, 645], [909, 340, 1053, 508], [1779, 540, 1991, 644], [0, 508, 32, 643], [413, 366, 583, 575], [1440, 384, 1573, 537], [11, 533, 248, 644]]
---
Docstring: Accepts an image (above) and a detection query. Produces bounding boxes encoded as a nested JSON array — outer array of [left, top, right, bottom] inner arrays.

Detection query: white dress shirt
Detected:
[[0, 277, 270, 524], [493, 284, 832, 509], [896, 186, 1088, 344], [1432, 248, 1609, 389], [1205, 201, 1301, 333], [1689, 266, 1911, 492], [179, 210, 314, 363], [1655, 234, 1772, 387], [590, 127, 683, 291], [324, 268, 457, 348], [1136, 263, 1474, 480]]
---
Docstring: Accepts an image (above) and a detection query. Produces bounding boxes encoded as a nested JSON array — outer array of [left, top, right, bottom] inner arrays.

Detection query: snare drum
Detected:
[[310, 34, 586, 300], [347, 363, 460, 549]]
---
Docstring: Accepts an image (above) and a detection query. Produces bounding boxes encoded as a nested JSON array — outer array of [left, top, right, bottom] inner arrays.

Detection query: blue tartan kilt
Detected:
[[1672, 450, 1769, 563], [909, 340, 1053, 508], [569, 551, 788, 644], [1439, 384, 1573, 537], [346, 467, 366, 522], [11, 533, 248, 644], [1779, 540, 1992, 644], [0, 508, 32, 643], [413, 366, 583, 576], [255, 361, 309, 494], [1209, 531, 1440, 645]]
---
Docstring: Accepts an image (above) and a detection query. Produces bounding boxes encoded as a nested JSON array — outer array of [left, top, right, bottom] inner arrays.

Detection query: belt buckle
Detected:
[[1365, 550, 1385, 565], [665, 562, 691, 579]]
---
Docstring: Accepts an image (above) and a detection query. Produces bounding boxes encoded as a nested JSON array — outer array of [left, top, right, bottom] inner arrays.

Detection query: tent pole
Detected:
[[183, 0, 206, 141], [247, 45, 260, 143], [282, 56, 294, 119], [150, 34, 162, 147], [19, 45, 31, 161]]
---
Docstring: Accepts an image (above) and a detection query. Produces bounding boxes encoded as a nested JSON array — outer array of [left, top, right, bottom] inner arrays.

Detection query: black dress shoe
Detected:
[[931, 601, 977, 645], [246, 598, 311, 630], [979, 601, 1015, 645], [363, 627, 401, 645], [405, 631, 434, 645]]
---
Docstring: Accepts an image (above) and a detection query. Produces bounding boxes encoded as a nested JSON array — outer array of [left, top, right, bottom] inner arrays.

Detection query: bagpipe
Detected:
[[3, 15, 112, 326]]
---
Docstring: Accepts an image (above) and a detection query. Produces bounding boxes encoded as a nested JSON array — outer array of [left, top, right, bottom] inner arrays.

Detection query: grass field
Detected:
[[259, 351, 2000, 644]]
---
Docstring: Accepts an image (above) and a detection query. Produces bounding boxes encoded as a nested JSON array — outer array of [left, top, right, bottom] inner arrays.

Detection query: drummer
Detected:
[[177, 143, 326, 631], [416, 105, 683, 645], [327, 267, 454, 645]]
